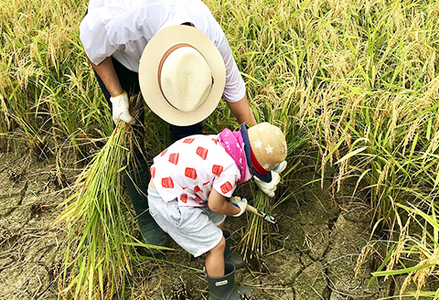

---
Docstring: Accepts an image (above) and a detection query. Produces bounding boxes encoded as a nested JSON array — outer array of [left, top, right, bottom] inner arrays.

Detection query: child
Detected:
[[148, 122, 287, 299]]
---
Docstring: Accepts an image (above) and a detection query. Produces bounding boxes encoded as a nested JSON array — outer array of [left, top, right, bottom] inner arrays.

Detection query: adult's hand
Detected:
[[110, 92, 136, 125]]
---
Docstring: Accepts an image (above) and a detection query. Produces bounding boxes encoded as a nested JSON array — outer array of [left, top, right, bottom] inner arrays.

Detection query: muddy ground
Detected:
[[0, 145, 421, 300]]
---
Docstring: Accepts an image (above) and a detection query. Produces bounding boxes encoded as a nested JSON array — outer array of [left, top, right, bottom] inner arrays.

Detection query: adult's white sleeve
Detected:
[[79, 12, 117, 66], [216, 37, 246, 103]]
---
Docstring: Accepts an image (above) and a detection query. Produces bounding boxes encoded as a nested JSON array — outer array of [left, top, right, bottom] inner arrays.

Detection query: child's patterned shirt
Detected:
[[151, 134, 240, 207]]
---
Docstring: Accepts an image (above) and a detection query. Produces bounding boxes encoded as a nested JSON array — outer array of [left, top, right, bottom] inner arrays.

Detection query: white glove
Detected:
[[254, 160, 287, 197], [110, 92, 135, 125], [230, 196, 247, 217]]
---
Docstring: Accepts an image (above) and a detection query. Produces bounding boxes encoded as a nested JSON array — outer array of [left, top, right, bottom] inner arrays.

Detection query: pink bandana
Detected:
[[218, 128, 250, 184]]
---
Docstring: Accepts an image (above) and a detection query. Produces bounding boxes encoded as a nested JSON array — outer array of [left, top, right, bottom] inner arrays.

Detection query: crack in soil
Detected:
[[1, 181, 29, 218]]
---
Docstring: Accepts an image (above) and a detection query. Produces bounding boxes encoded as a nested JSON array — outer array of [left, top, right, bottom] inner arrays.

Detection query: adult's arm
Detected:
[[85, 52, 124, 97], [85, 52, 136, 125], [215, 33, 257, 126], [226, 94, 257, 126]]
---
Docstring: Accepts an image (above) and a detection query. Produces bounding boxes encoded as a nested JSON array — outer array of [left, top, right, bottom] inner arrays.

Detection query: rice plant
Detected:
[[369, 201, 439, 300], [0, 0, 110, 158], [54, 123, 157, 299]]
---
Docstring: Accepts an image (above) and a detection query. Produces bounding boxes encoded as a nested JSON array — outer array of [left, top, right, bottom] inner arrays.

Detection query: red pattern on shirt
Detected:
[[220, 181, 233, 194], [183, 138, 195, 144], [168, 153, 179, 165], [162, 177, 174, 189], [185, 167, 197, 179], [212, 164, 224, 176], [180, 194, 188, 203], [196, 147, 208, 160]]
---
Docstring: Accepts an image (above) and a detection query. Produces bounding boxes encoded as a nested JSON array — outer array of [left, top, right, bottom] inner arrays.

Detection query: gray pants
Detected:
[[148, 187, 226, 257]]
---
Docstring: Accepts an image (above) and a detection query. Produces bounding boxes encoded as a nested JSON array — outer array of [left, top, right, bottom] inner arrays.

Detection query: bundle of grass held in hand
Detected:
[[239, 191, 273, 265], [55, 122, 143, 299]]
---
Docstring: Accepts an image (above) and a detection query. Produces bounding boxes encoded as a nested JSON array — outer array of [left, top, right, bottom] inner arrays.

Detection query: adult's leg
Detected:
[[94, 58, 166, 248], [169, 123, 203, 144]]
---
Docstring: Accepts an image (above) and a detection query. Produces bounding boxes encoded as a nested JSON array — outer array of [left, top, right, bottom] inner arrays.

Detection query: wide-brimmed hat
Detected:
[[240, 123, 287, 182], [139, 25, 226, 126]]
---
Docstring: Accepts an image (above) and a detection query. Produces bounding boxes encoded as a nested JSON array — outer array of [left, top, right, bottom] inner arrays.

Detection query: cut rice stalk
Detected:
[[55, 122, 138, 300]]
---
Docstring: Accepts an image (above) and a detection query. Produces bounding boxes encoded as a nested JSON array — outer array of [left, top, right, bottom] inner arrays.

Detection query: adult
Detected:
[[80, 0, 281, 249]]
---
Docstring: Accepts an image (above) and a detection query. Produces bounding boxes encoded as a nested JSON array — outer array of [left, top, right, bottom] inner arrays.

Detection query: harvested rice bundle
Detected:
[[55, 123, 143, 299]]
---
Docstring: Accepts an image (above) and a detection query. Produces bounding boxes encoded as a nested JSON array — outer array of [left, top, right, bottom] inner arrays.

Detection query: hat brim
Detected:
[[240, 124, 272, 183], [139, 25, 226, 126]]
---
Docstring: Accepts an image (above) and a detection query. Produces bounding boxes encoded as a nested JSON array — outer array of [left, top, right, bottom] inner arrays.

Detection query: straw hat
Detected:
[[139, 25, 226, 126], [240, 123, 287, 182]]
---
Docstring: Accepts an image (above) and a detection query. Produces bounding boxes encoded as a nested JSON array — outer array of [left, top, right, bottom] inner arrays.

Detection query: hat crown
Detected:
[[247, 123, 287, 171], [139, 25, 226, 126], [160, 46, 212, 112]]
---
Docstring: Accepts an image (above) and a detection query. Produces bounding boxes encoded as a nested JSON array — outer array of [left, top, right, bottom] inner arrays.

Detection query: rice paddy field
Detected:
[[1, 0, 439, 299]]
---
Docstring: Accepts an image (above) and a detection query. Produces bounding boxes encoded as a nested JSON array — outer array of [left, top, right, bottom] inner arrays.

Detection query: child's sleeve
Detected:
[[211, 160, 240, 198]]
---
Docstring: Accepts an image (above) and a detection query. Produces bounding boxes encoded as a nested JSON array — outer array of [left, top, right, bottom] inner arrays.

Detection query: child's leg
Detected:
[[205, 236, 226, 277]]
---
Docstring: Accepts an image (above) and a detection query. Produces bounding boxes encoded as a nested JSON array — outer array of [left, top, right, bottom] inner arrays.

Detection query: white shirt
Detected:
[[80, 0, 245, 102], [151, 134, 240, 207]]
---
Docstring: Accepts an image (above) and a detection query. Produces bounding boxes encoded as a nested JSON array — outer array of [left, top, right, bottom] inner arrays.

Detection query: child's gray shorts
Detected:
[[148, 187, 226, 257]]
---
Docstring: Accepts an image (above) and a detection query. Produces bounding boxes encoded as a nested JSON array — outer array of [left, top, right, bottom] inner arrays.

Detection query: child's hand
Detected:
[[254, 160, 287, 197], [230, 196, 247, 217], [254, 174, 279, 197]]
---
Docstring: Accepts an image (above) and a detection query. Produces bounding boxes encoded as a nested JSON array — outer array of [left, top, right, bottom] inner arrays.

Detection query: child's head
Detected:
[[240, 122, 287, 182]]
